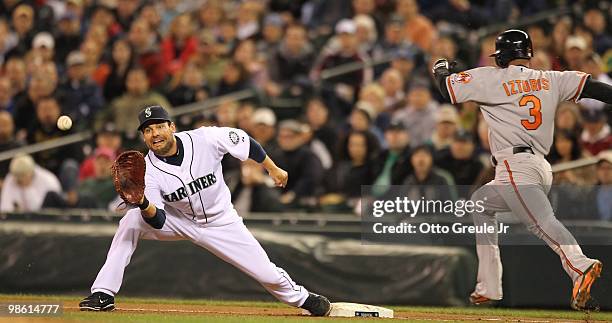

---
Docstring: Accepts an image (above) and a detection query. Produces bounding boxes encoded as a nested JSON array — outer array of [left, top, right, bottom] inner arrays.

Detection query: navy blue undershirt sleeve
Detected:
[[434, 72, 450, 100], [248, 136, 267, 163], [580, 77, 612, 103], [142, 208, 166, 229]]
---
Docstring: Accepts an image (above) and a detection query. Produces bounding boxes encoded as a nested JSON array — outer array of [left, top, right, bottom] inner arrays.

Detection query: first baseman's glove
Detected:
[[432, 58, 457, 77], [111, 150, 146, 205]]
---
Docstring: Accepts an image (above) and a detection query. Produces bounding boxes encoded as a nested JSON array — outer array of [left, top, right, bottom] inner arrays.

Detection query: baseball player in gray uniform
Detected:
[[433, 29, 612, 311], [79, 105, 331, 316]]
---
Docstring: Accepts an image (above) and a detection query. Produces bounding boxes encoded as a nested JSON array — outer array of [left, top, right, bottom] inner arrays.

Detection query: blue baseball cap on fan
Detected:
[[582, 108, 606, 123], [393, 46, 416, 61], [264, 13, 284, 27]]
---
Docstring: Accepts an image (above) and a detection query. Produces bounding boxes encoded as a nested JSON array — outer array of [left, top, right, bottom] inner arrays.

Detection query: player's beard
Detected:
[[150, 136, 175, 156]]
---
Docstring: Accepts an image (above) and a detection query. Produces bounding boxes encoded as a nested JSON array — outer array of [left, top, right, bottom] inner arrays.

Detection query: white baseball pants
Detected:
[[470, 151, 596, 300], [90, 209, 309, 307]]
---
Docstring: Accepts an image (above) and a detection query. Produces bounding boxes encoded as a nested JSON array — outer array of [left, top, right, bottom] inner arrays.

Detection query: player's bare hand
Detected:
[[269, 167, 288, 188], [261, 156, 288, 188]]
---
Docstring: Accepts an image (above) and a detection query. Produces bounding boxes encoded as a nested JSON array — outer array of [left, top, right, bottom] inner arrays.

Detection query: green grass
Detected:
[[1, 294, 610, 322]]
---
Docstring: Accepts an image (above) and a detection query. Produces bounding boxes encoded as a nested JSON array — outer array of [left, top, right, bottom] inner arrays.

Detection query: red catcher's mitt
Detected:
[[111, 150, 146, 205]]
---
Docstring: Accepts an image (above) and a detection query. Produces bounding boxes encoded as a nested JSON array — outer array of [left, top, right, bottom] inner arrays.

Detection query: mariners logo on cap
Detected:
[[137, 105, 172, 131]]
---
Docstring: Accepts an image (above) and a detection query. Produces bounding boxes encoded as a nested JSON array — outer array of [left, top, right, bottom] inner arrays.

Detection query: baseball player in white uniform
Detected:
[[79, 105, 331, 316], [433, 29, 612, 311]]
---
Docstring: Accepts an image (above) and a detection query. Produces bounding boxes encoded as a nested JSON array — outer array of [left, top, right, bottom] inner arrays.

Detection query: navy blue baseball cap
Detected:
[[393, 46, 416, 61], [582, 108, 606, 123], [387, 120, 407, 131], [454, 130, 474, 142], [137, 105, 172, 131], [264, 13, 284, 27]]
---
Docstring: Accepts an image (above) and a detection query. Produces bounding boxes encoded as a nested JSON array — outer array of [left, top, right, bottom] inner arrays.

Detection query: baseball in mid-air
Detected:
[[57, 115, 72, 131]]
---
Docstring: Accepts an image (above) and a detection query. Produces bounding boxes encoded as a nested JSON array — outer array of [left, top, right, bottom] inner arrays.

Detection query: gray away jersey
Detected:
[[446, 65, 589, 156]]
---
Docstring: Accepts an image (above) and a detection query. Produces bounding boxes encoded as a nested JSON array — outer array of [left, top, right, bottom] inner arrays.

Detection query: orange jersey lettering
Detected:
[[501, 78, 549, 97]]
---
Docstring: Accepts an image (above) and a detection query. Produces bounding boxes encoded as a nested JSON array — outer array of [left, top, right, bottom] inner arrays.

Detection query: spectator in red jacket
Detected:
[[128, 19, 167, 87], [161, 13, 198, 76], [580, 108, 611, 156], [79, 122, 123, 181]]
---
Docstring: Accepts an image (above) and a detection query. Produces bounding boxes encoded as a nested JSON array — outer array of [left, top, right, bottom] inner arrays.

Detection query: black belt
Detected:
[[492, 147, 534, 166]]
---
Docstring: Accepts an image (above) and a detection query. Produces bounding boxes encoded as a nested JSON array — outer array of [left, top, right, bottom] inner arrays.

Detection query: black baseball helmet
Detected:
[[489, 29, 533, 68]]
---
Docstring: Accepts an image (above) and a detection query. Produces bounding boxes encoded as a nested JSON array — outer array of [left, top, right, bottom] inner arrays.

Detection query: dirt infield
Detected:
[[66, 301, 300, 316], [63, 301, 606, 322], [1, 295, 609, 322]]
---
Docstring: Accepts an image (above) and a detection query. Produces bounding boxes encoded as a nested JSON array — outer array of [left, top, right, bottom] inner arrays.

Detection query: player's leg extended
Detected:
[[498, 157, 597, 281], [82, 209, 187, 311], [470, 181, 510, 303], [499, 156, 602, 310], [191, 217, 310, 307]]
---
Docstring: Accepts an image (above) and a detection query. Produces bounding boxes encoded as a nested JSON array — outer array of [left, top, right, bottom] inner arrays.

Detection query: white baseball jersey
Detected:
[[90, 125, 311, 306], [144, 126, 250, 224], [446, 65, 589, 156]]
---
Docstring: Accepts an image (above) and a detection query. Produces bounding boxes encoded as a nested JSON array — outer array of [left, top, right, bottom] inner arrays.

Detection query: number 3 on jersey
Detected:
[[519, 94, 542, 130]]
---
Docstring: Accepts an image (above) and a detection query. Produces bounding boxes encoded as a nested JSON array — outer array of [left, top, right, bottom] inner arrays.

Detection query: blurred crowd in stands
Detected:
[[0, 0, 610, 220]]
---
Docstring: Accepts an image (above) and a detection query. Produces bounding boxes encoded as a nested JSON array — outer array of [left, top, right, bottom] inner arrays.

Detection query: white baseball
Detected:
[[57, 115, 72, 131]]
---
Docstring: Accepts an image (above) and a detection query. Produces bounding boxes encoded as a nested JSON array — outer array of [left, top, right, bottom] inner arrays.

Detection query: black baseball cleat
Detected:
[[79, 292, 115, 311], [301, 292, 331, 316]]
